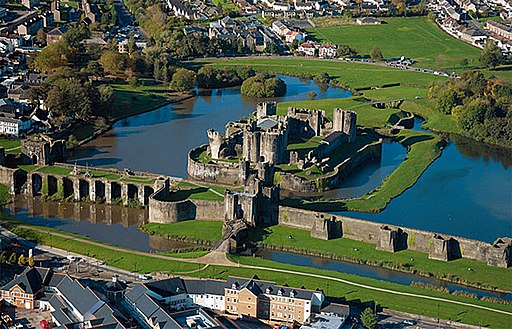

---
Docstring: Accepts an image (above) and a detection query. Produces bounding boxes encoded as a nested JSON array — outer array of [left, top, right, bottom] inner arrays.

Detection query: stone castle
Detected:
[[0, 109, 509, 267]]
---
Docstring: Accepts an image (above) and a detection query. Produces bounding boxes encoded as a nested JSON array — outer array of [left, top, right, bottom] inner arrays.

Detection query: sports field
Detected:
[[307, 17, 481, 70]]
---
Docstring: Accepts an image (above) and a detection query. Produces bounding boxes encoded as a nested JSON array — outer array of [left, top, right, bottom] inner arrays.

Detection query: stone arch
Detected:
[[32, 155, 38, 165], [127, 184, 138, 201], [47, 175, 58, 196], [110, 182, 122, 202], [143, 186, 154, 206], [95, 181, 106, 202], [63, 178, 74, 198], [32, 173, 43, 196], [13, 171, 27, 195], [79, 179, 90, 200]]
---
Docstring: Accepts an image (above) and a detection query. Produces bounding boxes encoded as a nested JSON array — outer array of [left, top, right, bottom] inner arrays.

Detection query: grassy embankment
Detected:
[[68, 79, 181, 144], [307, 17, 480, 70], [142, 221, 223, 243], [249, 225, 512, 292], [7, 225, 512, 328]]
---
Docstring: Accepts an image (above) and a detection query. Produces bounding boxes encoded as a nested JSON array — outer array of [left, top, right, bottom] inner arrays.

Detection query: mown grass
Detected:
[[200, 58, 447, 90], [277, 97, 400, 129], [18, 165, 40, 173], [141, 221, 224, 242], [37, 166, 73, 176], [176, 181, 226, 201], [10, 225, 512, 328], [0, 137, 21, 150], [110, 81, 173, 120], [251, 225, 512, 292], [307, 17, 481, 70]]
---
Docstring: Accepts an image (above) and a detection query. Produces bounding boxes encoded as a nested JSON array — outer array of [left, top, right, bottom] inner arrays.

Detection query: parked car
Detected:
[[403, 320, 417, 325]]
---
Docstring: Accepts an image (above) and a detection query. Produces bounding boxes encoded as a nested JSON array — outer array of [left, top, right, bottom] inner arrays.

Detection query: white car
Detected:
[[403, 320, 417, 325]]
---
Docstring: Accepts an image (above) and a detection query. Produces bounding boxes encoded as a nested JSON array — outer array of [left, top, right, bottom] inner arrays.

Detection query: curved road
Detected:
[[16, 225, 512, 317]]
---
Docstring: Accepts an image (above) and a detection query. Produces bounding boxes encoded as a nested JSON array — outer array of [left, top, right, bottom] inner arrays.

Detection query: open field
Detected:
[[307, 17, 481, 70], [250, 225, 512, 292], [141, 221, 224, 242], [199, 58, 447, 89], [110, 82, 172, 120], [8, 224, 512, 328]]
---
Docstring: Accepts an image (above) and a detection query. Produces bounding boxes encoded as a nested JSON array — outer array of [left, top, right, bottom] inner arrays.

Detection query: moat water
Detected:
[[8, 76, 511, 298], [70, 76, 512, 242], [7, 196, 511, 300]]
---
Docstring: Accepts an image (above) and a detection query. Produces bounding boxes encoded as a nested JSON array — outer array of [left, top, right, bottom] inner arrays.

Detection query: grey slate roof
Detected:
[[0, 267, 49, 295], [182, 279, 226, 295], [143, 278, 186, 298]]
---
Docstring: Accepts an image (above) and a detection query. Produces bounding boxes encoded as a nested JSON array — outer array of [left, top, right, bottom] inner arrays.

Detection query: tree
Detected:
[[370, 47, 384, 61], [361, 307, 377, 329], [265, 42, 280, 55], [241, 75, 287, 97], [28, 256, 35, 267], [98, 84, 115, 114], [8, 252, 17, 264], [31, 40, 75, 72], [170, 68, 196, 92], [18, 254, 26, 266], [36, 28, 47, 46], [63, 25, 90, 49], [337, 44, 357, 58], [0, 251, 7, 263], [479, 40, 504, 69], [99, 51, 127, 74]]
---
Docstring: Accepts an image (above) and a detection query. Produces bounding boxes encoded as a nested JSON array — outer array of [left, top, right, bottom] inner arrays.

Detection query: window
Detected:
[[248, 306, 251, 309]]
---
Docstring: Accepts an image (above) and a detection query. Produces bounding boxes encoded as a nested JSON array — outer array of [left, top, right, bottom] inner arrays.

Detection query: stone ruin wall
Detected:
[[188, 145, 246, 186], [278, 206, 505, 265], [279, 140, 383, 193]]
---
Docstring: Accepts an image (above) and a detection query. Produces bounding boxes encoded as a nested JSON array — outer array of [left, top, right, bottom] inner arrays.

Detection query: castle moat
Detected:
[[68, 76, 512, 243], [7, 196, 511, 301]]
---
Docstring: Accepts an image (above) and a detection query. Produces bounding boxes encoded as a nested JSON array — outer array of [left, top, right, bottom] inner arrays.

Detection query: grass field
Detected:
[[140, 221, 224, 242], [200, 58, 447, 90], [307, 17, 481, 70], [110, 83, 172, 120], [251, 225, 512, 292], [0, 137, 21, 150], [9, 225, 512, 328]]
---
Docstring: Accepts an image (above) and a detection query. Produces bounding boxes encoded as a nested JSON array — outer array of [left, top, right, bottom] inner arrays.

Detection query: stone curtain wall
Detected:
[[188, 145, 245, 186], [279, 141, 382, 193], [278, 206, 494, 263]]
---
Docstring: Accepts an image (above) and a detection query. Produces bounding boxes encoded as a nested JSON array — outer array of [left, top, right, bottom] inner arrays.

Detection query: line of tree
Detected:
[[197, 66, 256, 89], [429, 70, 512, 148]]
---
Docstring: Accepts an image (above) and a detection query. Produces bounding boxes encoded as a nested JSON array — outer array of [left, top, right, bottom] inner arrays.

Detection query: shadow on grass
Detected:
[[395, 134, 434, 146]]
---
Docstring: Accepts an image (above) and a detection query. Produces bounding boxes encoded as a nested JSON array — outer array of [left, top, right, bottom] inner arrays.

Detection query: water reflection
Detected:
[[7, 196, 198, 252]]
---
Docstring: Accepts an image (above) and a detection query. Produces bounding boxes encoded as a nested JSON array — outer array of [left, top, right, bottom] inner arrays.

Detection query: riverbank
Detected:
[[68, 81, 195, 149], [5, 223, 511, 328], [248, 225, 512, 293]]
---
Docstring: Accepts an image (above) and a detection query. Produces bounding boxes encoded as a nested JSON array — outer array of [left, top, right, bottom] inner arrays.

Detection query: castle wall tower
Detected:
[[207, 129, 224, 159], [333, 109, 357, 143], [256, 102, 277, 119]]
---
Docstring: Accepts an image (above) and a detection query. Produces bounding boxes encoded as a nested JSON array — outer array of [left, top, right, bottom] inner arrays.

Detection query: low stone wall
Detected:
[[187, 145, 244, 186], [148, 185, 225, 223], [278, 206, 500, 264], [279, 141, 382, 193], [148, 188, 195, 223], [193, 199, 225, 221]]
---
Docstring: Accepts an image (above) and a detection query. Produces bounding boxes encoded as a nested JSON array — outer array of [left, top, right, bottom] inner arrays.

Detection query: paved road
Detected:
[[12, 225, 512, 319]]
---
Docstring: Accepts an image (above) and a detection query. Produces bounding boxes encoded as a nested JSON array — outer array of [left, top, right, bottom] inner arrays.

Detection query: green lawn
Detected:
[[18, 165, 40, 173], [90, 171, 121, 180], [277, 97, 401, 129], [120, 177, 156, 185], [176, 181, 226, 201], [141, 221, 224, 242], [251, 225, 512, 292], [37, 166, 73, 176], [307, 17, 481, 70], [200, 58, 447, 90], [0, 137, 21, 150], [10, 225, 512, 328], [110, 81, 174, 121], [211, 0, 238, 11]]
